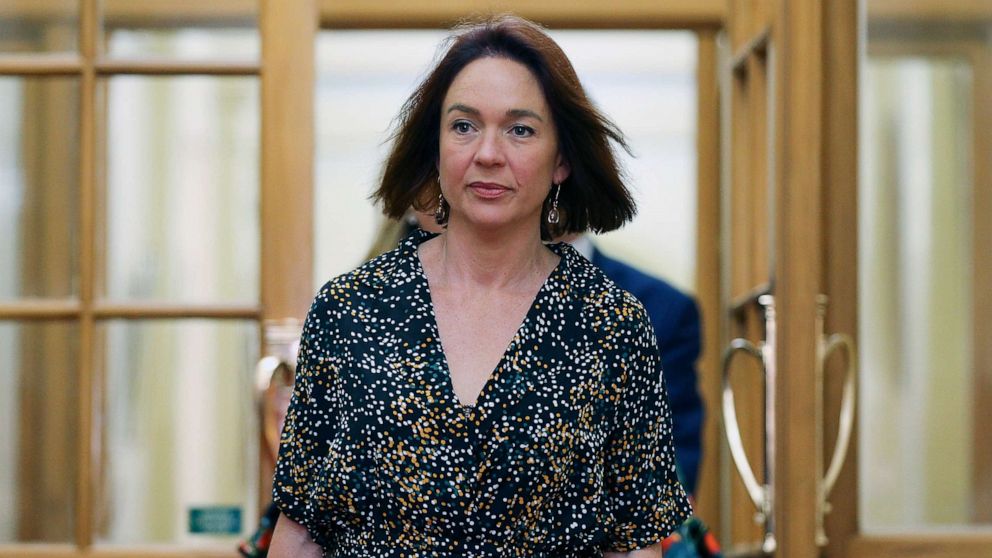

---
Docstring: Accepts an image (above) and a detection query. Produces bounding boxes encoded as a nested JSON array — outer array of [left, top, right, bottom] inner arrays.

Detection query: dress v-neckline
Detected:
[[410, 232, 565, 412]]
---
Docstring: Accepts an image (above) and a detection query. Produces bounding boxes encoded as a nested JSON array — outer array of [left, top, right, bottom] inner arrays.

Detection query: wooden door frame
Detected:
[[694, 27, 724, 544], [720, 2, 781, 553], [0, 2, 726, 556], [840, 23, 992, 558], [769, 3, 826, 557], [821, 1, 859, 556], [765, 2, 992, 557], [314, 0, 724, 28], [718, 2, 872, 557]]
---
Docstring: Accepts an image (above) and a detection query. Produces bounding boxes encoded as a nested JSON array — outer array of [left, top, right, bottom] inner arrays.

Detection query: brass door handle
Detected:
[[814, 296, 857, 547], [822, 333, 856, 497], [721, 294, 777, 554], [722, 339, 768, 513]]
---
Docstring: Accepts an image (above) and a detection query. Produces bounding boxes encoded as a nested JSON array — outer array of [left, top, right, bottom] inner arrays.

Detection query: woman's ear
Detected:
[[553, 154, 571, 185]]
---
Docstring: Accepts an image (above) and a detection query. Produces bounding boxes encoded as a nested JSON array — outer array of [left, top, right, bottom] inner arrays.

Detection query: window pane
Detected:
[[97, 319, 259, 544], [103, 0, 258, 61], [860, 46, 985, 529], [104, 76, 259, 303], [313, 30, 699, 294], [0, 1, 77, 54], [0, 321, 78, 543], [0, 76, 79, 300]]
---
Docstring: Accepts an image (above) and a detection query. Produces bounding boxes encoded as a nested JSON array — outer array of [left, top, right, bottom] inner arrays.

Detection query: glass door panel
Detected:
[[96, 319, 258, 544], [0, 76, 80, 300], [104, 75, 259, 304], [0, 321, 79, 543], [102, 0, 258, 61], [0, 1, 78, 54], [860, 3, 992, 534]]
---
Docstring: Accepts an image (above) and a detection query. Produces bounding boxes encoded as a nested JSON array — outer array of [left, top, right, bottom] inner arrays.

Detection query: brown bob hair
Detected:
[[372, 14, 636, 240]]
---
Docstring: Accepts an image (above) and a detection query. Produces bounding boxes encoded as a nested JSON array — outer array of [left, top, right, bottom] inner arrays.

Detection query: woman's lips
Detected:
[[468, 182, 509, 199]]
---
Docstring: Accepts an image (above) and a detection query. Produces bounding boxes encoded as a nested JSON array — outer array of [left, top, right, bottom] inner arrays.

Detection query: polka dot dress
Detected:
[[273, 229, 691, 557]]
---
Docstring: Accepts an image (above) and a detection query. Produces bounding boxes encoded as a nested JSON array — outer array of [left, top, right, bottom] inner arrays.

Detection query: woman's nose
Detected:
[[473, 131, 505, 166]]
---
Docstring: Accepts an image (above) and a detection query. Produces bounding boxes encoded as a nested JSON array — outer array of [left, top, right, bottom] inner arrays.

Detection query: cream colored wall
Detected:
[[313, 30, 446, 286], [557, 31, 698, 294]]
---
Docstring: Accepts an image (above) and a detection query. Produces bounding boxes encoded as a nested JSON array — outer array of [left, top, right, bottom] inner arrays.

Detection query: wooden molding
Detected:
[[729, 27, 769, 75], [260, 0, 316, 322], [0, 54, 82, 75], [868, 0, 992, 22], [0, 57, 260, 76], [848, 534, 992, 558], [94, 59, 260, 76], [77, 0, 98, 546], [1, 0, 726, 28], [0, 300, 82, 319], [724, 33, 772, 548], [91, 303, 262, 319], [821, 0, 860, 555], [771, 0, 825, 556], [694, 27, 722, 534], [317, 0, 726, 29]]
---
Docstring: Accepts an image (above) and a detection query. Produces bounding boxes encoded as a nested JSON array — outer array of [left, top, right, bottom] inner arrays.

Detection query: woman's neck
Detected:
[[423, 218, 556, 292]]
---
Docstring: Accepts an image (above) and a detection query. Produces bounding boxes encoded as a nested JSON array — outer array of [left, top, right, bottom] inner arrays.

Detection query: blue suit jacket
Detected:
[[591, 248, 704, 495]]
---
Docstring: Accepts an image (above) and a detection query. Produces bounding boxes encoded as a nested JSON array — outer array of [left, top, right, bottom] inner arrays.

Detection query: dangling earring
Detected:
[[547, 182, 561, 225], [434, 191, 448, 225]]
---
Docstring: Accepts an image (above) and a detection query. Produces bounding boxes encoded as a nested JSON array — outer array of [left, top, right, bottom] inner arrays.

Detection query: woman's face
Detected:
[[438, 56, 569, 236]]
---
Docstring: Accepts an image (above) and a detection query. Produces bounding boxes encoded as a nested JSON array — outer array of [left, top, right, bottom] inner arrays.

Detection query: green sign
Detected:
[[188, 506, 242, 535]]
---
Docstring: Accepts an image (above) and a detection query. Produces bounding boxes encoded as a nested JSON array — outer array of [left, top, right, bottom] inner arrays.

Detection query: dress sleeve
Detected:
[[272, 287, 340, 539], [602, 302, 693, 552]]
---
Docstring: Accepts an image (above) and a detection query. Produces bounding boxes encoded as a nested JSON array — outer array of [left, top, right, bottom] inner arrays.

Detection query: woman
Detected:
[[270, 15, 691, 558]]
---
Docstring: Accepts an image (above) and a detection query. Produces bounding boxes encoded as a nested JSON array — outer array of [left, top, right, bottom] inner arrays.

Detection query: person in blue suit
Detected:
[[566, 235, 704, 496]]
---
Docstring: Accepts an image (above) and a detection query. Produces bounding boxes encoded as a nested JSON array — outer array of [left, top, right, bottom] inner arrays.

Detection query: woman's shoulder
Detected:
[[321, 234, 421, 294], [308, 235, 422, 317], [555, 242, 650, 323]]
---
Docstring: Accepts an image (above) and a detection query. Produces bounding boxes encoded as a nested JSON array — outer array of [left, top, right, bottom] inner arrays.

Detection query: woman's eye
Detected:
[[510, 125, 534, 137], [453, 121, 473, 134]]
